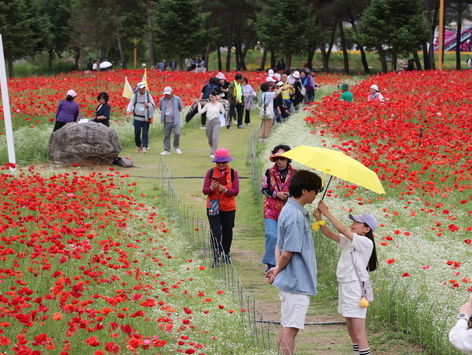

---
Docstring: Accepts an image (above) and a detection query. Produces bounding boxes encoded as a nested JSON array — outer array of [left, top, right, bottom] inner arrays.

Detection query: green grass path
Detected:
[[113, 100, 424, 354], [114, 114, 359, 355]]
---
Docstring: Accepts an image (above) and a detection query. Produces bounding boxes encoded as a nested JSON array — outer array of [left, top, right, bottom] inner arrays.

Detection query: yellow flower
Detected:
[[359, 297, 369, 308], [311, 220, 326, 231]]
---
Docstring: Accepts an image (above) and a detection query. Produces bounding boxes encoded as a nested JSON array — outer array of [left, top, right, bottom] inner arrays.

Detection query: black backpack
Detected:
[[208, 168, 235, 182], [202, 83, 218, 99]]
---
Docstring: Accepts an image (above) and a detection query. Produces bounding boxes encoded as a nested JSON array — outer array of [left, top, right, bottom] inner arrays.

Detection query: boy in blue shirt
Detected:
[[266, 170, 322, 355]]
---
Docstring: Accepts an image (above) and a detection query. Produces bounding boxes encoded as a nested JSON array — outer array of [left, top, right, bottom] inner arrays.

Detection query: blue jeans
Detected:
[[262, 218, 278, 266], [133, 119, 150, 147]]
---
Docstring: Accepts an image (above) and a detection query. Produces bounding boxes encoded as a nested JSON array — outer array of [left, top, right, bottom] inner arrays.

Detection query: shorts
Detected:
[[338, 281, 367, 319], [279, 290, 310, 329]]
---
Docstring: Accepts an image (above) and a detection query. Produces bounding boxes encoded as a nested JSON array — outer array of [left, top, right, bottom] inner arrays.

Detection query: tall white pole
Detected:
[[0, 34, 16, 172]]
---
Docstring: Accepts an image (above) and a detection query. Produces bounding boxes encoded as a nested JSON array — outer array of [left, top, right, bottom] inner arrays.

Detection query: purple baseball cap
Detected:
[[349, 213, 377, 231]]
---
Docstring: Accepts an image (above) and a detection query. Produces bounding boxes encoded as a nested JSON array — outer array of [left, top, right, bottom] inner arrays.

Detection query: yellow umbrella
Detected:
[[281, 145, 385, 195]]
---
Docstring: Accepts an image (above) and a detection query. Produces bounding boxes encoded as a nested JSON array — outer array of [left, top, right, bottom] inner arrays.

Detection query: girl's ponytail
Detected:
[[365, 230, 378, 272]]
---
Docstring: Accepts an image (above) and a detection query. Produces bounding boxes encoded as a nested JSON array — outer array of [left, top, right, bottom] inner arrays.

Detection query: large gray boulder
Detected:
[[48, 121, 121, 164]]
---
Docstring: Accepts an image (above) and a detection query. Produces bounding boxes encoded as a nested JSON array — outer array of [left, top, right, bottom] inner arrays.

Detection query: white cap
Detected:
[[268, 69, 274, 76], [370, 84, 379, 91], [273, 73, 281, 81], [137, 82, 146, 89], [163, 86, 172, 94], [276, 81, 283, 86], [265, 76, 276, 83], [67, 89, 77, 97], [216, 72, 226, 80], [292, 71, 300, 79]]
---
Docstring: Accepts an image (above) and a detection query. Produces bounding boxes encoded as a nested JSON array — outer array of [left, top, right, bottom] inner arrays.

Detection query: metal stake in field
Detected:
[[0, 34, 16, 172]]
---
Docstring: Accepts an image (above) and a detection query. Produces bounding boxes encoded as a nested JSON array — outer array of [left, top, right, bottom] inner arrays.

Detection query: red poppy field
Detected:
[[299, 69, 471, 351], [0, 166, 272, 355], [0, 68, 470, 353], [2, 69, 346, 131]]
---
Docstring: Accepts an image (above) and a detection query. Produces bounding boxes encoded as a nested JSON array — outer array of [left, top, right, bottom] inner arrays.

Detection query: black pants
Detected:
[[229, 103, 244, 127], [244, 109, 251, 124], [201, 112, 207, 126], [305, 88, 315, 103], [53, 121, 67, 132], [207, 210, 236, 261]]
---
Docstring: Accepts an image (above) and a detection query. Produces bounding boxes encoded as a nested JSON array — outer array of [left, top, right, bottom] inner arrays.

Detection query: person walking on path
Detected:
[[261, 145, 297, 272], [197, 91, 225, 159], [202, 149, 240, 267], [302, 70, 315, 103], [367, 84, 384, 102], [449, 294, 472, 354], [313, 201, 378, 355], [227, 73, 244, 129], [158, 86, 183, 155], [242, 77, 257, 125], [126, 82, 155, 153], [199, 77, 219, 129], [266, 170, 323, 355], [53, 89, 79, 132], [340, 83, 354, 103], [93, 92, 111, 126]]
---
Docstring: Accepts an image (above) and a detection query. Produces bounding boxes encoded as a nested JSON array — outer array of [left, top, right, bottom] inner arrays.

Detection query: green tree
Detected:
[[153, 0, 208, 70], [257, 0, 311, 69], [359, 0, 429, 72], [0, 0, 49, 76], [39, 0, 73, 73], [69, 0, 146, 69], [446, 0, 472, 70]]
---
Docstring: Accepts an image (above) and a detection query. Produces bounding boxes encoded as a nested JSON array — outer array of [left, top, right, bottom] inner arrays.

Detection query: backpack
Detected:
[[209, 168, 235, 182], [132, 92, 155, 122], [114, 156, 134, 168], [202, 83, 218, 99], [260, 93, 274, 119]]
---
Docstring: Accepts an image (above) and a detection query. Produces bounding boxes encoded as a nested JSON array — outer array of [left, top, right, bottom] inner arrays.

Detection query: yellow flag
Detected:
[[141, 68, 149, 89], [122, 77, 134, 99]]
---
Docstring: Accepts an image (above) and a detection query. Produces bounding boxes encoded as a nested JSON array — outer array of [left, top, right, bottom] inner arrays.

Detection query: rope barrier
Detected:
[[256, 320, 346, 326], [130, 175, 250, 179]]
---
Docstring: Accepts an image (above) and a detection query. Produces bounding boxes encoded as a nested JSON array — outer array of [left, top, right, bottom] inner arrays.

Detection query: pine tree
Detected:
[[358, 0, 429, 72], [153, 0, 208, 68]]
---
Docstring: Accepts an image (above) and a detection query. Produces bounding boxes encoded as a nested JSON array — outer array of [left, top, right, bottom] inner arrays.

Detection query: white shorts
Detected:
[[338, 281, 367, 318], [279, 290, 310, 329]]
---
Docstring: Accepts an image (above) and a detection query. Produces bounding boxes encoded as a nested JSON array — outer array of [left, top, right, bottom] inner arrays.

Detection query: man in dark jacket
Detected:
[[227, 73, 244, 129]]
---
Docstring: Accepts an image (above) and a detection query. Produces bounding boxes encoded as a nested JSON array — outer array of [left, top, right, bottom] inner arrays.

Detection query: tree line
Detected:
[[0, 0, 471, 76]]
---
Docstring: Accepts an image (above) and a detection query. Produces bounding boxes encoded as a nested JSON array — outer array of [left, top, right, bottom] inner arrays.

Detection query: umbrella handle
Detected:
[[320, 175, 332, 200]]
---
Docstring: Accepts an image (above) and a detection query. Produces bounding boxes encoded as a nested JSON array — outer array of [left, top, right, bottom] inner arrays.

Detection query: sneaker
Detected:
[[136, 147, 142, 153], [160, 151, 170, 155], [237, 125, 245, 129], [226, 125, 231, 130], [209, 154, 215, 159], [175, 148, 182, 154], [141, 147, 147, 153], [200, 126, 206, 130]]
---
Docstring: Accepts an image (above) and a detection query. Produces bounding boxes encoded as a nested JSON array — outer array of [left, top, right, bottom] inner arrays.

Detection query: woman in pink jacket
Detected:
[[261, 144, 297, 271]]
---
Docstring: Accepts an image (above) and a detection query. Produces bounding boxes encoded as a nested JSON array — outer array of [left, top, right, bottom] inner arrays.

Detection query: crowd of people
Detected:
[[48, 68, 472, 355]]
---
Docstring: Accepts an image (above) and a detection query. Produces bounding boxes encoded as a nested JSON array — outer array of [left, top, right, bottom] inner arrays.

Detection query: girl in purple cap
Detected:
[[202, 148, 240, 267], [313, 201, 378, 355]]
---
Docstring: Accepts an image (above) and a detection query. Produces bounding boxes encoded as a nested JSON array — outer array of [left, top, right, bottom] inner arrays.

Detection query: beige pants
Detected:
[[260, 118, 273, 139]]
